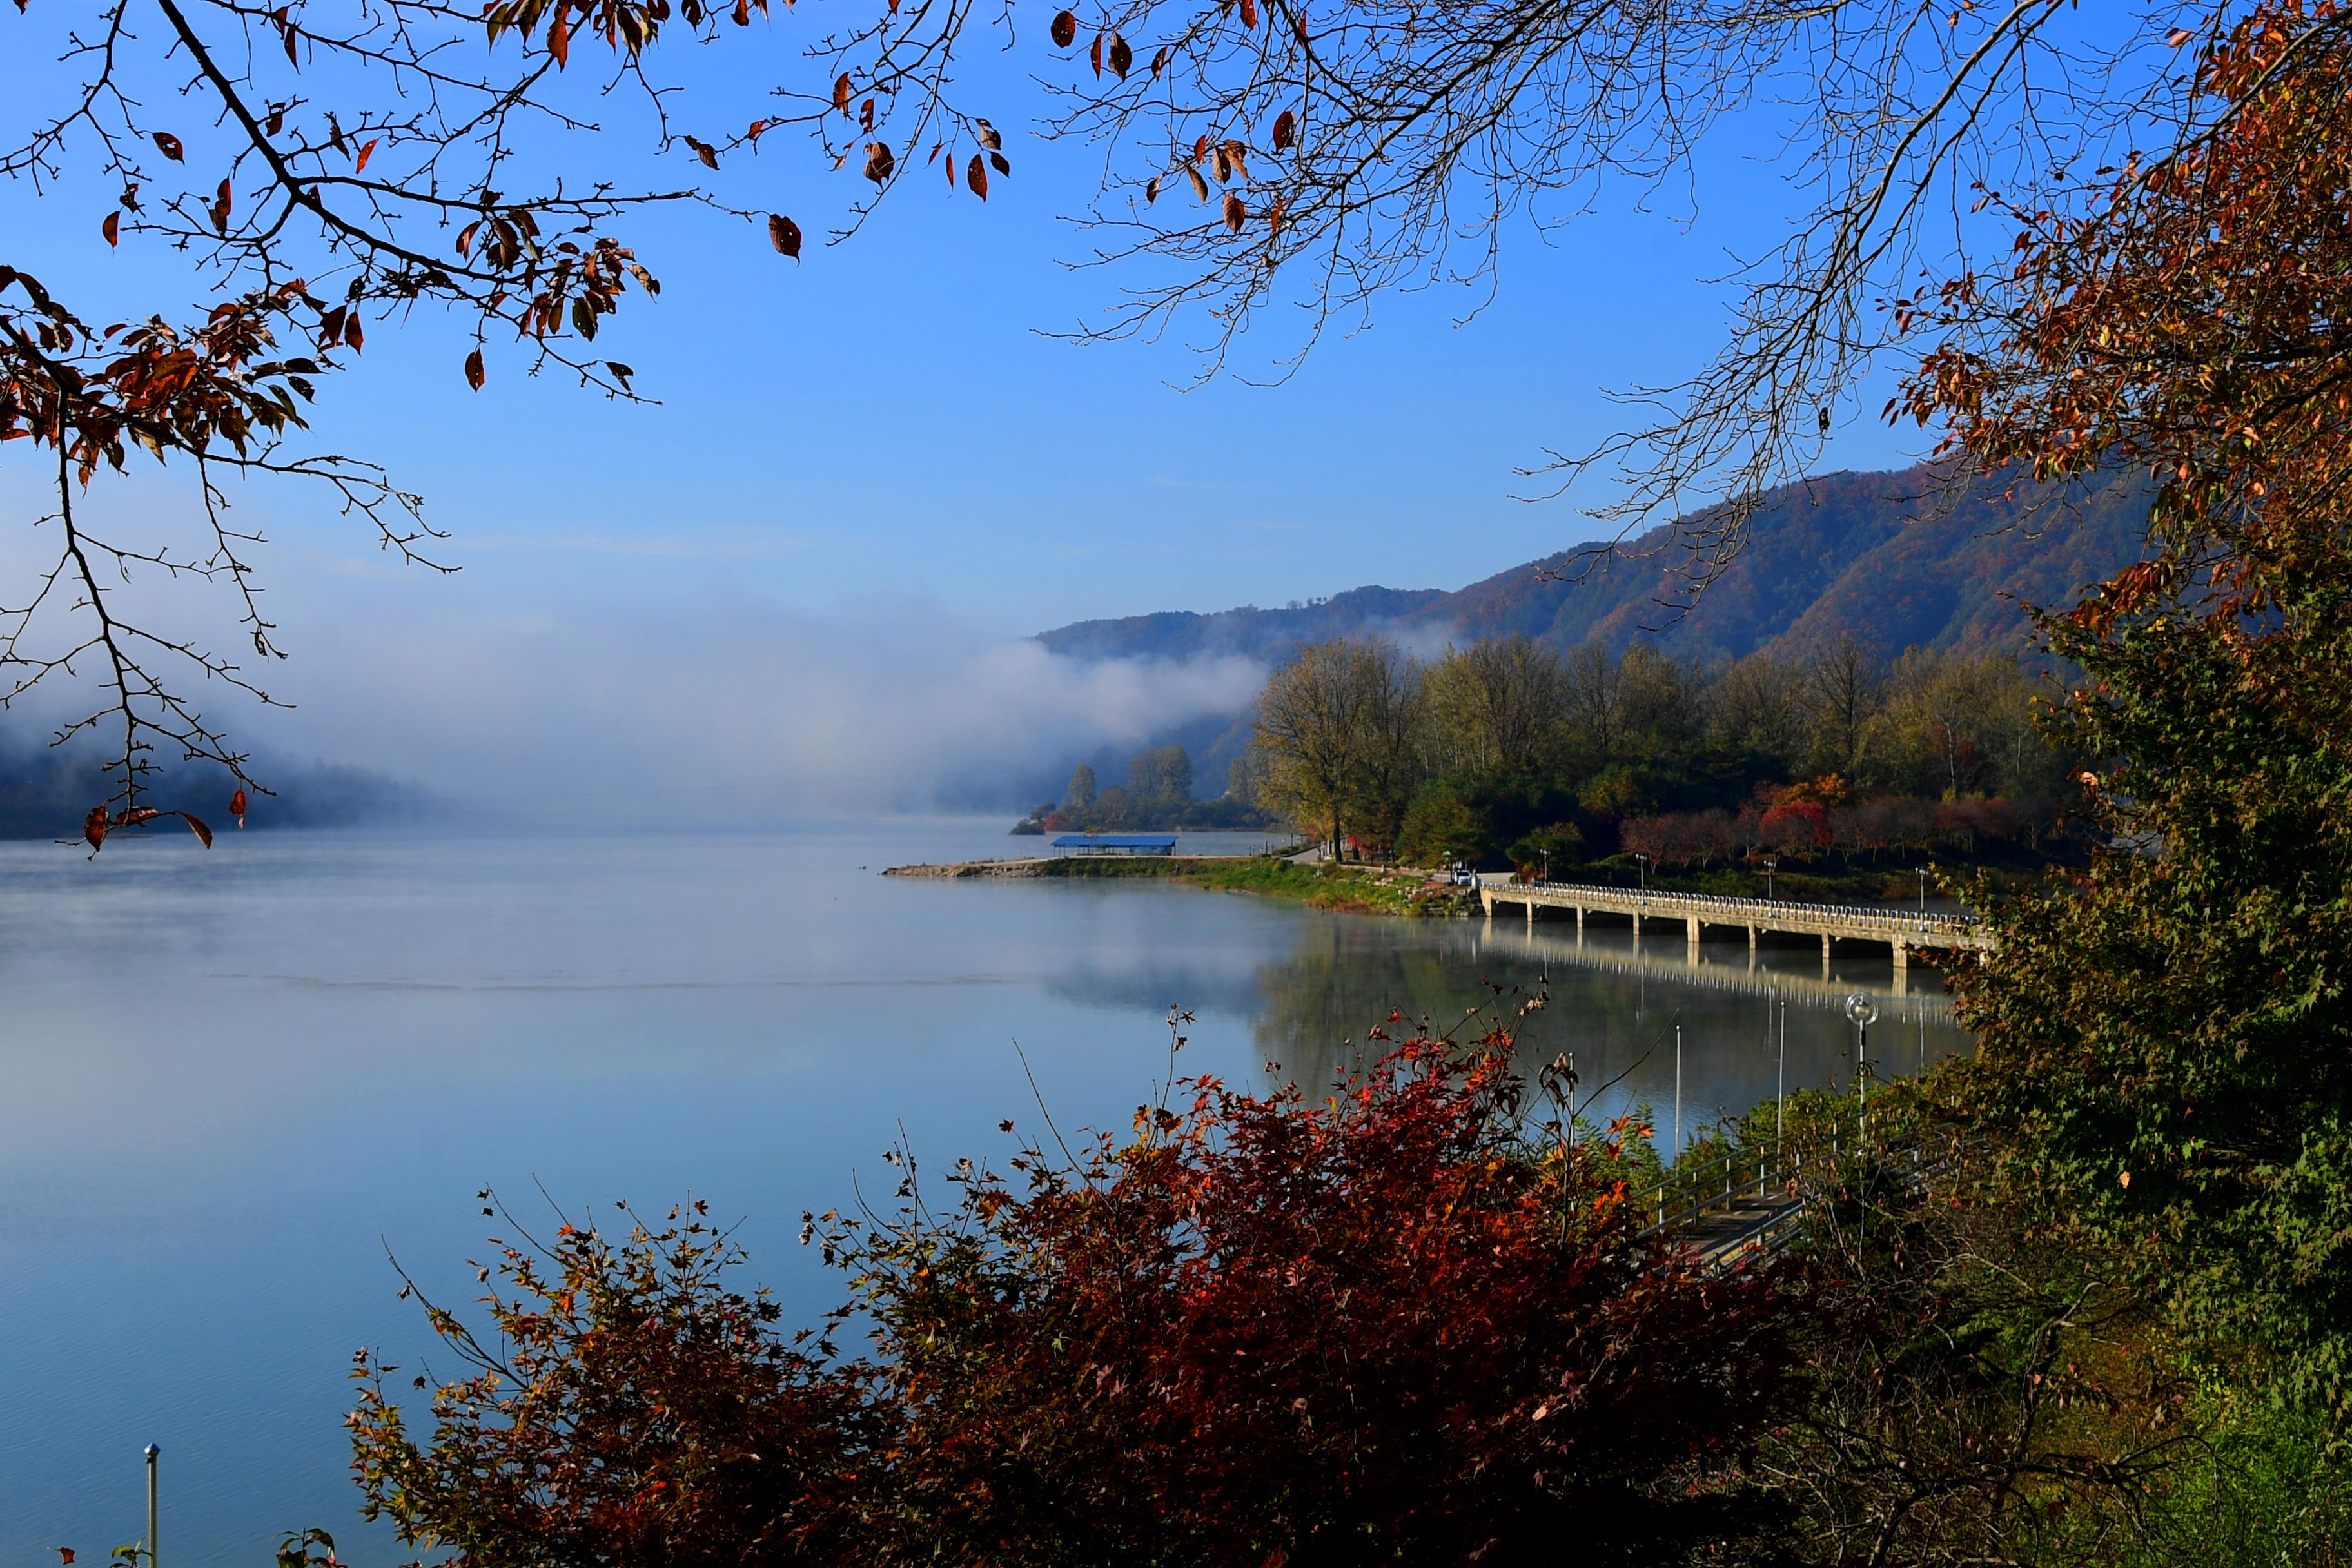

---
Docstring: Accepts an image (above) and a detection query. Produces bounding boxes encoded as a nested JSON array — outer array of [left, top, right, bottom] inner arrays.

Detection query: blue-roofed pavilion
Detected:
[[1051, 834, 1179, 857]]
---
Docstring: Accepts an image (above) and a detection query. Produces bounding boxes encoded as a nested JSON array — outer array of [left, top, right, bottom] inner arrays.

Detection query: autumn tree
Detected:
[[1066, 761, 1099, 811], [1421, 634, 1567, 777], [1900, 3, 2352, 1411], [1250, 636, 1421, 859]]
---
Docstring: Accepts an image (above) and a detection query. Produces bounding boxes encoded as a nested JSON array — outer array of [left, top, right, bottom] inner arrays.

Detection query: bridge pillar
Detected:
[[1574, 906, 1585, 944], [1892, 941, 1910, 995], [1526, 895, 1534, 928], [1821, 932, 1833, 976], [1631, 910, 1642, 942], [1480, 889, 1494, 919], [1686, 916, 1701, 961]]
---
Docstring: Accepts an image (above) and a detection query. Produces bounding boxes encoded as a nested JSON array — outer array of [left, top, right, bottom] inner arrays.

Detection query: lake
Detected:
[[0, 822, 1966, 1566]]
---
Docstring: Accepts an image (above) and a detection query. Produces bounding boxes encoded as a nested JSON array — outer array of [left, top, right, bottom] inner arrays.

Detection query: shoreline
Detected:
[[883, 854, 1484, 918]]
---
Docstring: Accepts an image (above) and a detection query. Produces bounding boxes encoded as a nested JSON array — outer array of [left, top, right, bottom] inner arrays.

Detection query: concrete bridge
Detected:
[[1478, 878, 1991, 986]]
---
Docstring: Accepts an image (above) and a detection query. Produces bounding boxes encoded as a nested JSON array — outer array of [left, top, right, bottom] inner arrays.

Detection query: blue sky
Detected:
[[3, 12, 1937, 808]]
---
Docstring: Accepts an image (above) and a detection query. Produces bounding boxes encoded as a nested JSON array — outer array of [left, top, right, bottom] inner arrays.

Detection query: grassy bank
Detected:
[[1035, 854, 1479, 918]]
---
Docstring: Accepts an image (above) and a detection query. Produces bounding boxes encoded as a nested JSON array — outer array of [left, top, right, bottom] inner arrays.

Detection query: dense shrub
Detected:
[[355, 1028, 1801, 1567]]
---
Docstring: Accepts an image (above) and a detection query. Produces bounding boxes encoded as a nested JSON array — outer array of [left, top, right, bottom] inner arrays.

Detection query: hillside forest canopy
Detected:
[[1024, 628, 2077, 897]]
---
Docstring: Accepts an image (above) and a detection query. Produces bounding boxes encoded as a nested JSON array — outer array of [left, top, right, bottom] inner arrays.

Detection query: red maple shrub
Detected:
[[353, 1021, 1799, 1567]]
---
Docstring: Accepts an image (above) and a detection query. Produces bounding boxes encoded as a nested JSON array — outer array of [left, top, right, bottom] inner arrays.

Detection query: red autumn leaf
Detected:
[[1222, 191, 1245, 232], [1239, 0, 1255, 27], [688, 136, 719, 168], [1107, 33, 1131, 77], [862, 141, 894, 183], [153, 132, 184, 162], [465, 348, 485, 389], [280, 11, 299, 64], [1090, 31, 1102, 76], [58, 1552, 76, 1566], [344, 313, 365, 352], [1186, 164, 1209, 202], [547, 3, 570, 66], [1213, 145, 1230, 182], [832, 74, 852, 115], [859, 98, 876, 132], [1152, 44, 1168, 77], [966, 152, 988, 199], [1049, 8, 1076, 47], [230, 788, 248, 826], [180, 812, 214, 849], [1272, 108, 1295, 151], [101, 211, 120, 246], [83, 807, 107, 852], [355, 137, 380, 173], [767, 213, 801, 258], [210, 177, 233, 232]]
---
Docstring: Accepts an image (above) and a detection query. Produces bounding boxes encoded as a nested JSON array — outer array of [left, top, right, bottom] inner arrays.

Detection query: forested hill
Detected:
[[1038, 465, 2151, 664]]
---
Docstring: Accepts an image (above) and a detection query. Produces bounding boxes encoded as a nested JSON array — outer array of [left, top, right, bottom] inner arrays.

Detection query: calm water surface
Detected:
[[0, 822, 1965, 1565]]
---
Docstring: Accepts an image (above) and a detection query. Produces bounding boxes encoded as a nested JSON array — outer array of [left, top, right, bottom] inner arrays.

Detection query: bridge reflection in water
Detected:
[[1479, 878, 1988, 996], [1469, 919, 1954, 1029]]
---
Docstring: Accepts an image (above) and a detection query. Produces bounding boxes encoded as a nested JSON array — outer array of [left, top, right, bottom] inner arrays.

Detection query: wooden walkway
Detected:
[[1481, 878, 1990, 988]]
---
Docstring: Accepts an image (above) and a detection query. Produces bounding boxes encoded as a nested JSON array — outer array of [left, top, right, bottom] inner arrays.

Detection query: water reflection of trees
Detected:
[[1252, 923, 1673, 1106], [1252, 917, 1975, 1142]]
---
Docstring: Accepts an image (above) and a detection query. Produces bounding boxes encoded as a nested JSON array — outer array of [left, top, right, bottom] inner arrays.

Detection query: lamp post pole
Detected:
[[146, 1444, 159, 1568], [1674, 1023, 1683, 1160], [1765, 855, 1778, 903], [1916, 865, 1928, 924], [1776, 996, 1787, 1156]]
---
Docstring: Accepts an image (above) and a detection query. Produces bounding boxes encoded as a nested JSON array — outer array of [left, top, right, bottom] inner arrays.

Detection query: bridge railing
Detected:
[[1513, 878, 1982, 939], [1627, 1114, 1947, 1262]]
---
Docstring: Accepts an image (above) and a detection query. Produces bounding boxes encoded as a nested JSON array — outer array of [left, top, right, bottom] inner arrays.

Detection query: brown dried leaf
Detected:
[[863, 140, 895, 183], [767, 212, 802, 257], [153, 132, 184, 162], [1090, 30, 1102, 76], [180, 812, 214, 849], [966, 152, 988, 199], [1049, 8, 1075, 46], [1222, 191, 1244, 232], [1187, 164, 1209, 202], [101, 211, 119, 246], [355, 137, 380, 173], [1107, 33, 1131, 77], [1239, 0, 1255, 27], [464, 348, 485, 389], [833, 74, 853, 115], [1272, 108, 1296, 151]]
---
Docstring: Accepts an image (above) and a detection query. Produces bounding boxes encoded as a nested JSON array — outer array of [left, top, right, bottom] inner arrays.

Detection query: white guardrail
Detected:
[[1506, 878, 1984, 940]]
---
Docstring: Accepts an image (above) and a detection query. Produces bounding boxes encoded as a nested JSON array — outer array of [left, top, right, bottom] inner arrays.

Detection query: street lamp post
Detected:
[[1916, 864, 1929, 924], [1844, 993, 1879, 1122], [1764, 854, 1778, 903], [1634, 852, 1649, 894]]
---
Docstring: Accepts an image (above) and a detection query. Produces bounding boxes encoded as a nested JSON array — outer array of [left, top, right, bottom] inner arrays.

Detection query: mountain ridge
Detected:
[[1037, 464, 2153, 667]]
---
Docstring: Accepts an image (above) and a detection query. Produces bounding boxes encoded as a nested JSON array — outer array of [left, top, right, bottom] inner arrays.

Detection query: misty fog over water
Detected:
[[0, 823, 1963, 1566]]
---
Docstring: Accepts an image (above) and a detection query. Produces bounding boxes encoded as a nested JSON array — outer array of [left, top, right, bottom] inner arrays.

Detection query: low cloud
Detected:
[[267, 596, 1267, 822]]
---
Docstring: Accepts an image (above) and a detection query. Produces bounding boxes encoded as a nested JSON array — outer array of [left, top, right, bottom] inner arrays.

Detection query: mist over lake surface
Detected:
[[0, 823, 1966, 1567]]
